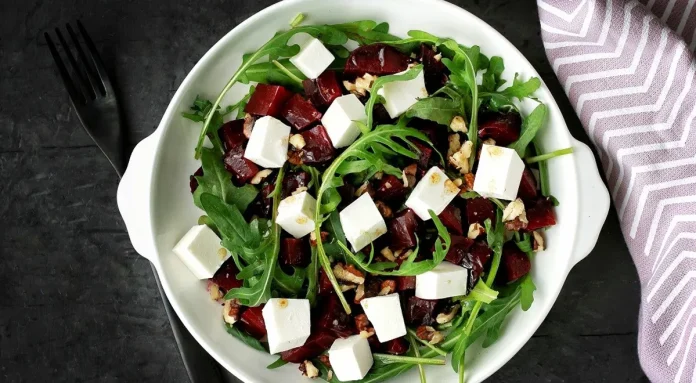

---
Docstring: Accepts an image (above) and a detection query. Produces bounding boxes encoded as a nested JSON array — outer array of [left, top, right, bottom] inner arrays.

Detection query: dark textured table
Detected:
[[0, 0, 646, 382]]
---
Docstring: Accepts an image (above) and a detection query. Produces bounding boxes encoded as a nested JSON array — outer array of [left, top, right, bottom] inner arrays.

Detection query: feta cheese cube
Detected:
[[405, 166, 459, 220], [360, 294, 407, 342], [473, 144, 525, 200], [321, 94, 367, 148], [289, 37, 335, 79], [276, 191, 316, 238], [415, 261, 469, 299], [377, 70, 428, 118], [262, 298, 311, 354], [243, 116, 290, 168], [329, 335, 373, 381], [172, 225, 229, 279], [339, 193, 387, 251]]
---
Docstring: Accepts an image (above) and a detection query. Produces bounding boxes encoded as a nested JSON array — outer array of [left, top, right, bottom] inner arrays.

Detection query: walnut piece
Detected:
[[415, 325, 444, 344], [333, 263, 366, 285], [355, 314, 374, 336], [450, 115, 467, 133], [467, 223, 485, 239], [289, 134, 306, 149], [402, 164, 418, 188], [208, 282, 223, 301], [436, 303, 461, 324], [343, 73, 378, 96], [317, 355, 331, 368], [447, 133, 462, 157], [309, 231, 329, 247], [222, 299, 241, 325], [243, 113, 255, 138], [449, 140, 473, 174], [375, 201, 393, 219], [299, 360, 319, 378], [354, 283, 366, 303], [463, 173, 475, 191], [502, 198, 528, 224], [380, 247, 397, 262], [378, 280, 397, 296], [532, 231, 545, 252], [250, 169, 273, 185]]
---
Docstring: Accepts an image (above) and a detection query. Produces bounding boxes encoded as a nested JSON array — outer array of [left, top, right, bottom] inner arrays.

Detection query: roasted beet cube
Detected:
[[282, 169, 311, 198], [388, 209, 419, 250], [210, 259, 242, 291], [396, 276, 416, 291], [344, 44, 410, 77], [280, 238, 310, 267], [223, 151, 259, 184], [218, 119, 246, 154], [337, 184, 356, 208], [411, 119, 448, 152], [301, 125, 335, 164], [383, 337, 410, 355], [372, 103, 395, 126], [238, 306, 267, 339], [525, 197, 557, 231], [190, 167, 203, 193], [375, 175, 408, 202], [281, 94, 322, 131], [412, 141, 433, 169], [420, 44, 448, 94], [466, 197, 496, 226], [478, 112, 522, 146], [281, 330, 336, 363], [244, 84, 292, 117], [499, 243, 531, 282], [318, 268, 334, 295], [404, 296, 438, 325], [438, 204, 463, 235], [248, 183, 274, 218], [444, 235, 474, 265], [317, 294, 354, 337], [469, 240, 492, 265], [303, 71, 342, 108], [518, 167, 538, 200]]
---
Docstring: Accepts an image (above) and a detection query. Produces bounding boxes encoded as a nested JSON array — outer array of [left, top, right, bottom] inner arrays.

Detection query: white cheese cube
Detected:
[[289, 37, 335, 79], [262, 298, 311, 354], [473, 144, 525, 200], [339, 193, 387, 251], [377, 70, 428, 118], [276, 191, 316, 238], [172, 225, 229, 279], [243, 116, 290, 168], [415, 261, 469, 299], [321, 94, 367, 148], [329, 335, 373, 381], [405, 166, 459, 220], [360, 293, 407, 342]]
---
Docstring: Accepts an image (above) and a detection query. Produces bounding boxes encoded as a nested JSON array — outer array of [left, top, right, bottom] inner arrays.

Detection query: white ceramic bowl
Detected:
[[117, 0, 610, 381]]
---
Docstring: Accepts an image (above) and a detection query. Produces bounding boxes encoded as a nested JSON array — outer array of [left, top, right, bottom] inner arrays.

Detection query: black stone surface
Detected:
[[0, 0, 645, 382]]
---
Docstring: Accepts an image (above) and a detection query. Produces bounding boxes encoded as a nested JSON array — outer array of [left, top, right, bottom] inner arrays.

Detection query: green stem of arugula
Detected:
[[289, 13, 305, 28], [271, 60, 304, 85], [372, 354, 446, 366], [525, 147, 574, 164], [408, 334, 428, 383], [407, 328, 448, 356], [489, 197, 506, 210]]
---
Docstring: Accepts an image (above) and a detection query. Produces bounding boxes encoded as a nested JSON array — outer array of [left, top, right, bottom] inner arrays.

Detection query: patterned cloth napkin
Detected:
[[537, 1, 696, 382]]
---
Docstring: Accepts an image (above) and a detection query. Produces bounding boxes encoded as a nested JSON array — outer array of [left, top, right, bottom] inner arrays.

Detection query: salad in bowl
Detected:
[[171, 13, 572, 383]]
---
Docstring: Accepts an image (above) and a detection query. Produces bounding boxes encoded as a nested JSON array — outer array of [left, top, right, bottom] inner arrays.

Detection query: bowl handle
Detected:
[[117, 129, 163, 263], [569, 139, 611, 266]]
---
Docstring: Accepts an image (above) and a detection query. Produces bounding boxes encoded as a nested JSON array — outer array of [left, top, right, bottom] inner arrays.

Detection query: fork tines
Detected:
[[45, 21, 111, 105]]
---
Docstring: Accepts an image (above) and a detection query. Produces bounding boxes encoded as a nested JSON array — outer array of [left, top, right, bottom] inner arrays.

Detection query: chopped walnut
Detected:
[[375, 201, 393, 219], [378, 280, 397, 296], [433, 53, 442, 61], [355, 314, 374, 336], [354, 283, 366, 303], [532, 231, 545, 252], [327, 370, 333, 381], [340, 284, 357, 292], [288, 148, 304, 165], [380, 247, 397, 262], [222, 299, 241, 325], [292, 186, 308, 195], [415, 325, 444, 344], [374, 171, 383, 180], [482, 138, 496, 146], [250, 169, 273, 185], [447, 134, 462, 157], [402, 164, 418, 188], [463, 173, 475, 191], [502, 198, 528, 224], [400, 249, 414, 259], [299, 360, 319, 378], [505, 218, 528, 232], [444, 179, 459, 195], [343, 73, 378, 96], [449, 141, 473, 174], [333, 263, 366, 284], [450, 115, 467, 133], [208, 282, 223, 301], [354, 182, 374, 197], [467, 223, 485, 239], [243, 113, 255, 138], [309, 231, 329, 247], [289, 134, 306, 149], [317, 355, 331, 368], [436, 304, 461, 324], [453, 178, 463, 187]]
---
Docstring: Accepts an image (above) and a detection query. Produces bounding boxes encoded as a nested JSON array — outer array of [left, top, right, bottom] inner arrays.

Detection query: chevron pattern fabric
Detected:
[[537, 1, 696, 381]]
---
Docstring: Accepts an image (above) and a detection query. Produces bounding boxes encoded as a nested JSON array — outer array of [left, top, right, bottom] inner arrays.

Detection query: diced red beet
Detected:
[[444, 235, 474, 265], [411, 119, 448, 152], [525, 197, 557, 231], [280, 94, 322, 131], [210, 259, 242, 291], [478, 112, 522, 146], [281, 330, 337, 363], [383, 337, 410, 355], [318, 268, 334, 295], [317, 294, 355, 337], [420, 44, 448, 94], [190, 167, 203, 193], [499, 243, 531, 282], [301, 125, 336, 164], [372, 103, 394, 126], [518, 167, 538, 200], [468, 240, 493, 288], [404, 296, 438, 325], [396, 276, 416, 291], [223, 151, 259, 184], [388, 209, 419, 250], [280, 238, 310, 266], [375, 175, 408, 202], [303, 71, 342, 108], [466, 197, 496, 226], [218, 119, 246, 154], [282, 170, 311, 198], [438, 204, 463, 235], [344, 44, 410, 77], [244, 84, 293, 117], [337, 184, 356, 208], [238, 306, 267, 339], [249, 183, 274, 218], [412, 141, 433, 169]]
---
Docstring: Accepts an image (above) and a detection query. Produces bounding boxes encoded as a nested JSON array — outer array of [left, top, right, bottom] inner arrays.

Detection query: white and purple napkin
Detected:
[[537, 1, 696, 382]]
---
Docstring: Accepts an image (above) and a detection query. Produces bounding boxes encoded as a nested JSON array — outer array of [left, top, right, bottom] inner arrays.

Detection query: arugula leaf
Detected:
[[407, 334, 428, 383], [519, 274, 536, 311], [365, 65, 423, 129], [332, 20, 400, 45], [193, 147, 258, 212], [239, 59, 345, 88], [273, 265, 306, 296], [508, 103, 548, 157], [457, 279, 499, 304], [525, 147, 574, 164], [225, 324, 266, 352], [459, 191, 480, 199], [481, 56, 505, 92], [500, 73, 542, 101], [200, 193, 255, 252], [305, 247, 319, 305], [404, 91, 463, 126], [533, 142, 550, 196], [372, 354, 445, 366], [267, 357, 287, 369]]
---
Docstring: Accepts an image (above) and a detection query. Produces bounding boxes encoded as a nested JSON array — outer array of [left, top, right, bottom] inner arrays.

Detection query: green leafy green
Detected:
[[480, 73, 541, 111], [405, 86, 464, 126], [225, 324, 266, 352], [408, 334, 428, 383], [365, 66, 423, 129], [372, 354, 446, 366], [239, 59, 345, 89], [481, 56, 505, 92], [289, 13, 305, 28], [508, 103, 548, 157], [457, 279, 499, 304], [534, 143, 551, 196], [525, 147, 574, 163], [193, 147, 258, 212], [519, 274, 536, 311], [267, 357, 288, 369], [332, 20, 400, 45], [273, 265, 306, 296]]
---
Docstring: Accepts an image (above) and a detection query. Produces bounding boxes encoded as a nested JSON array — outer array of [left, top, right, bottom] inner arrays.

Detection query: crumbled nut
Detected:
[[402, 164, 418, 188], [355, 314, 374, 335], [355, 182, 373, 197], [333, 263, 366, 284], [380, 247, 397, 262], [250, 169, 273, 185], [415, 325, 444, 344], [209, 282, 223, 301], [317, 355, 331, 368], [288, 148, 304, 165], [450, 116, 467, 133], [463, 173, 475, 191], [502, 198, 528, 224], [467, 223, 485, 239], [309, 231, 329, 247], [505, 218, 528, 232], [433, 53, 442, 62], [299, 360, 319, 378], [532, 231, 545, 252], [344, 74, 378, 96], [340, 283, 357, 292], [378, 280, 397, 296], [223, 299, 241, 325], [243, 113, 255, 138], [444, 179, 459, 194], [453, 178, 463, 187], [482, 138, 496, 146], [354, 283, 366, 303], [400, 249, 414, 259], [375, 201, 393, 219], [449, 141, 473, 174], [292, 186, 308, 195], [327, 370, 333, 381], [448, 134, 462, 157], [289, 134, 306, 149], [374, 171, 384, 180], [436, 304, 461, 324]]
